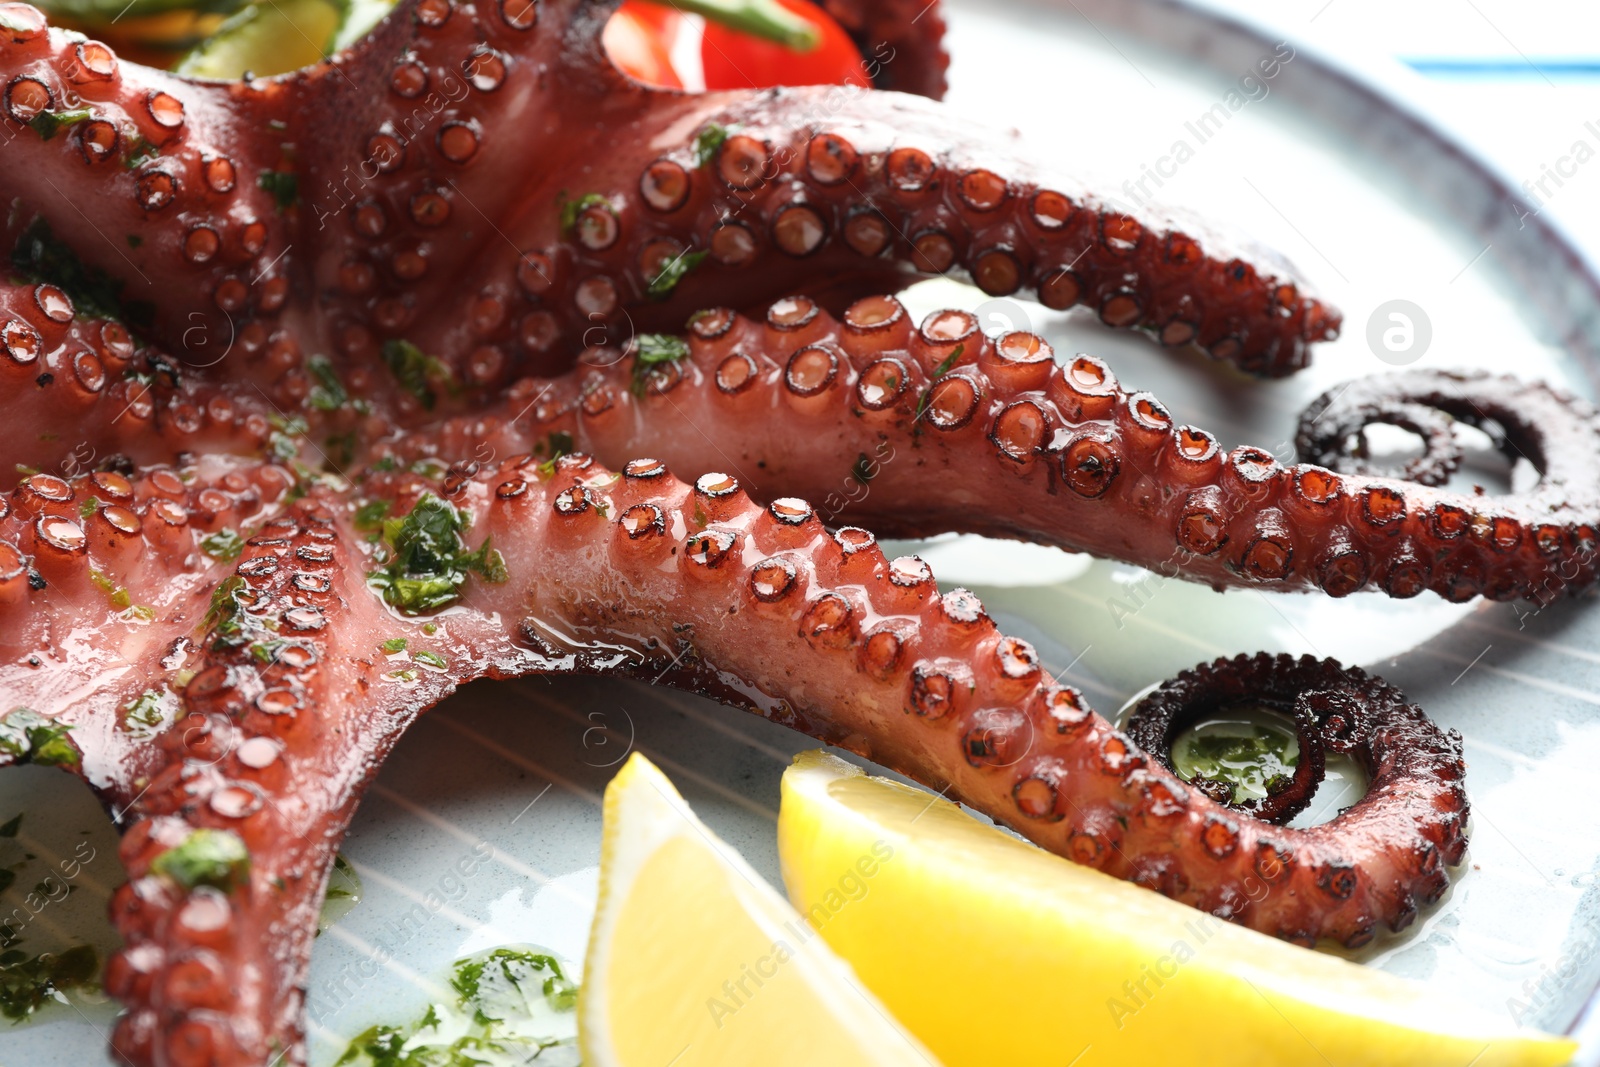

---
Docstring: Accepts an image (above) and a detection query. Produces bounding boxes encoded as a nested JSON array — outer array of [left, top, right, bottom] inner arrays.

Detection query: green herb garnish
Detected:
[[0, 944, 98, 1022], [28, 107, 92, 141], [307, 354, 348, 411], [1172, 720, 1298, 805], [368, 494, 508, 614], [355, 499, 391, 531], [381, 339, 456, 411], [630, 333, 691, 397], [151, 828, 250, 891], [912, 343, 965, 430], [380, 638, 407, 655], [693, 122, 731, 168], [199, 528, 245, 562], [257, 170, 299, 210], [121, 689, 166, 737], [0, 708, 80, 768], [11, 216, 151, 327], [645, 248, 707, 299], [559, 192, 612, 234]]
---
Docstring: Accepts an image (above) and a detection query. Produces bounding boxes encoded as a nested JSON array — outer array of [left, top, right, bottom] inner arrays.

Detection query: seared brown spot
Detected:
[[686, 528, 737, 567], [640, 159, 690, 212], [886, 146, 935, 192], [718, 134, 771, 189], [957, 168, 1008, 211], [749, 557, 797, 601], [805, 133, 858, 184], [908, 666, 953, 718], [800, 592, 856, 649], [1061, 434, 1119, 497]]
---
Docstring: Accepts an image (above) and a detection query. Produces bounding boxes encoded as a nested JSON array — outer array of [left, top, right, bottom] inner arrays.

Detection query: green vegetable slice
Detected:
[[174, 0, 343, 79]]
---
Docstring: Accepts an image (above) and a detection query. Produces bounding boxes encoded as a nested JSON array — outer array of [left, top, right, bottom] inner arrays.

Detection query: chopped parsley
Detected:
[[28, 107, 92, 142], [368, 494, 508, 614], [0, 944, 98, 1022], [11, 216, 152, 328], [630, 334, 690, 397], [121, 689, 167, 737], [307, 355, 349, 411], [0, 708, 79, 768], [693, 122, 731, 168], [413, 650, 448, 670], [122, 135, 159, 169], [532, 431, 575, 477], [336, 946, 579, 1064], [318, 853, 363, 934], [78, 497, 99, 520], [355, 499, 391, 531], [151, 829, 250, 891], [913, 343, 965, 429], [257, 170, 299, 210], [380, 638, 407, 654], [645, 248, 707, 298], [1172, 718, 1299, 805], [267, 412, 308, 462], [199, 528, 245, 562], [203, 574, 252, 649], [381, 339, 456, 411], [558, 192, 612, 234]]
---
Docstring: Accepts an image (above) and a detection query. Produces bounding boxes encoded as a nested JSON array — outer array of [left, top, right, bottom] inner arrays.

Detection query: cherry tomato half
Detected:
[[701, 0, 870, 90], [604, 0, 684, 89]]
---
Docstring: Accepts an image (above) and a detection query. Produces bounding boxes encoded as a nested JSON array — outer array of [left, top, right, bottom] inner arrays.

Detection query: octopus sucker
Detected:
[[0, 0, 1583, 1061]]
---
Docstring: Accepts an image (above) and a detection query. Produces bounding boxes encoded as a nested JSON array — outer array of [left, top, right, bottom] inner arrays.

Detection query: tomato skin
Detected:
[[701, 0, 870, 90], [604, 0, 684, 89]]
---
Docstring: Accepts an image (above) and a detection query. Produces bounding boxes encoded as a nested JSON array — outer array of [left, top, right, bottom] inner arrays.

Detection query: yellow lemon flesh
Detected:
[[778, 749, 1575, 1067], [578, 752, 940, 1067]]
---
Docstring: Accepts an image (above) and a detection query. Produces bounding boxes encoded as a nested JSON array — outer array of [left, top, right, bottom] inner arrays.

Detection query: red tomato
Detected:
[[604, 0, 684, 89], [701, 0, 870, 90]]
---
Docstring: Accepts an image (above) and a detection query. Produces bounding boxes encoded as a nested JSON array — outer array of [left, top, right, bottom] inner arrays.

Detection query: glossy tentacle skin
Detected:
[[104, 497, 466, 1066], [455, 455, 1464, 951], [0, 458, 294, 791], [420, 295, 1600, 603], [0, 0, 1534, 1062], [0, 0, 1337, 396]]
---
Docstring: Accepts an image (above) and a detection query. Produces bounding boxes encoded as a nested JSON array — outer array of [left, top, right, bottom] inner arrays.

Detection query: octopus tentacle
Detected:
[[0, 458, 291, 791], [444, 295, 1600, 604], [1296, 368, 1598, 497], [444, 453, 1465, 950], [0, 273, 296, 480], [278, 0, 1338, 391], [1124, 656, 1383, 827], [104, 495, 456, 1067], [0, 14, 293, 364]]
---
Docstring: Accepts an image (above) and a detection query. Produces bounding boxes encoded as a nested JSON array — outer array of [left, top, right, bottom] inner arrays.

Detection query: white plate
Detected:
[[7, 1, 1600, 1063]]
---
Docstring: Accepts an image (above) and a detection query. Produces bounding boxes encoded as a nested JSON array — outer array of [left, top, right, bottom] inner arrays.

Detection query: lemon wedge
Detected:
[[778, 749, 1575, 1067], [578, 752, 941, 1067]]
